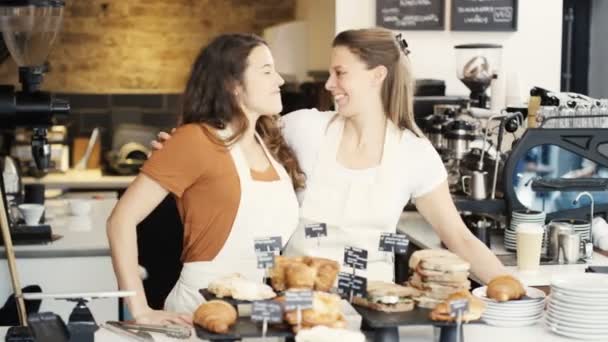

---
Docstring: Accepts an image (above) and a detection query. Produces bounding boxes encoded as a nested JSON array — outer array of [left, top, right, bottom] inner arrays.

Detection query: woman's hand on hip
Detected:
[[134, 307, 193, 327], [150, 128, 175, 151]]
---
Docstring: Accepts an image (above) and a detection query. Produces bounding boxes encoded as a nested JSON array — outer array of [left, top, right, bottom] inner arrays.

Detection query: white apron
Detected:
[[284, 117, 406, 282], [164, 132, 299, 313]]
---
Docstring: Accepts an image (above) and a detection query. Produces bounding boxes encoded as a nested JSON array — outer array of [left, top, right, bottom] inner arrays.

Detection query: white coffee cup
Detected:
[[69, 199, 92, 216], [516, 223, 544, 271], [17, 204, 45, 226]]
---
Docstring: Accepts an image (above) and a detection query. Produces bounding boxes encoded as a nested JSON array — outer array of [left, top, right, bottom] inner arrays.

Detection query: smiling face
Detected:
[[238, 44, 285, 116], [325, 46, 385, 118]]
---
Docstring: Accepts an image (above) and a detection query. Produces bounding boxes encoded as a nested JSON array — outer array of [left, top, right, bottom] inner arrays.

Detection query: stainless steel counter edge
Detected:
[[2, 248, 110, 259]]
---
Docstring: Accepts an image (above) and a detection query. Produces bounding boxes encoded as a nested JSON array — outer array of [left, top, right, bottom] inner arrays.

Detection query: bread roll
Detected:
[[486, 275, 526, 302], [282, 292, 342, 326], [429, 290, 485, 323], [193, 300, 237, 334], [307, 257, 339, 291], [286, 263, 316, 290], [270, 256, 305, 291]]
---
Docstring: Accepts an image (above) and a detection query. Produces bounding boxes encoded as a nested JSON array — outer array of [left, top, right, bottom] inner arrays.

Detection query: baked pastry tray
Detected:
[[195, 317, 293, 340], [353, 305, 482, 328]]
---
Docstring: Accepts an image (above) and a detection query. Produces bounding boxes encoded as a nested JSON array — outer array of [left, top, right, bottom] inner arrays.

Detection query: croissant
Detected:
[[193, 300, 237, 334], [270, 256, 304, 291], [486, 275, 526, 302], [286, 263, 316, 289], [307, 257, 339, 291]]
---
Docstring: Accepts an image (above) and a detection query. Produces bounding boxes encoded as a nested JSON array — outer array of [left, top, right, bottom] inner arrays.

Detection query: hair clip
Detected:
[[395, 33, 410, 56]]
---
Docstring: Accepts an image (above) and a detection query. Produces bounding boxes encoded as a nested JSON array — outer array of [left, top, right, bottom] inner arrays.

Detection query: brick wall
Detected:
[[0, 0, 296, 94]]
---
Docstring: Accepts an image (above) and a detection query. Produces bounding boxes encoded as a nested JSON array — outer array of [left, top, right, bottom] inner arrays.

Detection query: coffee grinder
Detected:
[[454, 44, 502, 109], [0, 0, 69, 339]]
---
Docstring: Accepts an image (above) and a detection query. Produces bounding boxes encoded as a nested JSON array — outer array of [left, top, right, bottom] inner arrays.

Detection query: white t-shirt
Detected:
[[282, 108, 447, 207]]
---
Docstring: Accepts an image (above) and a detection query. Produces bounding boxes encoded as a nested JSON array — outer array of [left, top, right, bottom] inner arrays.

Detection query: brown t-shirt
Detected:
[[140, 124, 279, 262]]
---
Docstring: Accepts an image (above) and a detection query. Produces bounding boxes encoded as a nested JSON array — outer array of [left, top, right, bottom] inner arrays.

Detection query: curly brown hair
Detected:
[[179, 33, 305, 189]]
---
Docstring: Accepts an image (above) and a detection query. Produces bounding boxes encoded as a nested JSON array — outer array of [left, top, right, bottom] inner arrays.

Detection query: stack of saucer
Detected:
[[546, 274, 608, 340], [549, 219, 591, 241], [472, 286, 545, 327], [505, 210, 547, 252]]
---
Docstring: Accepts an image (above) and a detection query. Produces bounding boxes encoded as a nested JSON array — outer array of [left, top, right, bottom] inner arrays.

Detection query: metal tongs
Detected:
[[104, 321, 192, 340]]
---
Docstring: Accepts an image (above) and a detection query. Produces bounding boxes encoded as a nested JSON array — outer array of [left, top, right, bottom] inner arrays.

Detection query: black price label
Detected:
[[379, 233, 410, 254], [337, 272, 353, 298], [251, 301, 283, 324], [337, 272, 367, 298], [449, 299, 469, 317], [343, 246, 368, 270], [304, 223, 327, 239], [351, 275, 367, 298], [256, 251, 275, 269], [284, 290, 313, 311], [254, 236, 282, 253]]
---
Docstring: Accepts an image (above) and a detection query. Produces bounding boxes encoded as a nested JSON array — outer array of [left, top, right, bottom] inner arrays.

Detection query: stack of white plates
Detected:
[[505, 210, 547, 252], [472, 286, 545, 327], [549, 218, 591, 241], [546, 274, 608, 340]]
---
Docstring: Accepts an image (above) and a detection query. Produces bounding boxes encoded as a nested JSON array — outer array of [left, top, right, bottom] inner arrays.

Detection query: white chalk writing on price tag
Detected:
[[251, 301, 283, 324], [254, 236, 282, 253], [256, 251, 275, 269], [304, 223, 327, 238], [449, 299, 469, 317], [284, 290, 313, 311], [336, 272, 367, 298], [343, 246, 368, 270], [379, 233, 409, 254]]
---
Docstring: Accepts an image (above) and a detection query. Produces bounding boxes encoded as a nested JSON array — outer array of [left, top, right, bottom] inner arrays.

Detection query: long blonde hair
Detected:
[[332, 28, 422, 136]]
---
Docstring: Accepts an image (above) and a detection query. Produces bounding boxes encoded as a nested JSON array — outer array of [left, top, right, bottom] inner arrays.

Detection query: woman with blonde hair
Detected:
[[281, 27, 506, 284]]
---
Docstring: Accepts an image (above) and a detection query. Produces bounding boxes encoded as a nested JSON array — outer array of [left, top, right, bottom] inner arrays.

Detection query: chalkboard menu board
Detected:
[[376, 0, 445, 31], [451, 0, 518, 31]]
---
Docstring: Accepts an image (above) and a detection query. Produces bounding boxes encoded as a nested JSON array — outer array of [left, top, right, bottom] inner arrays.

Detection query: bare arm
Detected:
[[107, 173, 191, 325], [414, 180, 508, 284]]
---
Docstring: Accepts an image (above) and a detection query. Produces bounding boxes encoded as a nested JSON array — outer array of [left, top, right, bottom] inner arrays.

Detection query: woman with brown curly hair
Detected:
[[107, 33, 303, 325]]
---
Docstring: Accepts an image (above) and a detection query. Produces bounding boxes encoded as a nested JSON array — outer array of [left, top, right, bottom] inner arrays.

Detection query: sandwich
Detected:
[[407, 249, 471, 309], [352, 281, 420, 312]]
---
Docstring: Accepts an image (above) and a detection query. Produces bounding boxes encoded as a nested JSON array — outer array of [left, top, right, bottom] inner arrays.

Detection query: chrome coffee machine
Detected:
[[0, 0, 69, 335]]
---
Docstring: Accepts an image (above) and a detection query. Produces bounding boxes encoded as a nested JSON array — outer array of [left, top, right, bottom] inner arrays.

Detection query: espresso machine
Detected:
[[0, 0, 70, 337]]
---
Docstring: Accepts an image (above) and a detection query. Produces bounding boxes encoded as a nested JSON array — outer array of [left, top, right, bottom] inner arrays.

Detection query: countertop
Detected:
[[0, 323, 577, 342], [0, 195, 116, 258], [397, 210, 608, 286], [22, 169, 135, 190], [0, 208, 590, 341]]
